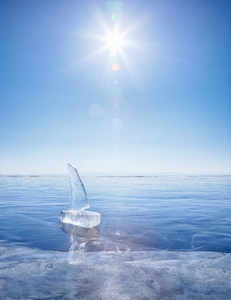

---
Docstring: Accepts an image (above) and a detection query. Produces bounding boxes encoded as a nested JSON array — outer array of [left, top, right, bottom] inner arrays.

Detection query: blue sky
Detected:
[[0, 0, 230, 174]]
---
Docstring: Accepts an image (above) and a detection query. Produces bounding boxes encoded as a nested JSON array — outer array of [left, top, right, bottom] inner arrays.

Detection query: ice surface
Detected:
[[1, 174, 231, 252], [68, 163, 89, 211], [1, 174, 231, 299], [59, 210, 101, 228], [0, 245, 231, 300]]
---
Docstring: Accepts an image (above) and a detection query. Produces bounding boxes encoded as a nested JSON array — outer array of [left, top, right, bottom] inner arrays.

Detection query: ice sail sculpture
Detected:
[[68, 163, 89, 211], [59, 164, 101, 228]]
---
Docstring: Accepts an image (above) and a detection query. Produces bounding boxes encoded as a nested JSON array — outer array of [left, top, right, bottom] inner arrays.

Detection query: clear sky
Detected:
[[0, 0, 231, 174]]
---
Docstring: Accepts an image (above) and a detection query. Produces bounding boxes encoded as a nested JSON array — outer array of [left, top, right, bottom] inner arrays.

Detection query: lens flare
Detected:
[[112, 63, 119, 71]]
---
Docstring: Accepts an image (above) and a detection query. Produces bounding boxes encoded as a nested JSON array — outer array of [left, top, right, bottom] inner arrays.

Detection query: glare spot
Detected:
[[113, 79, 118, 84], [112, 13, 116, 21], [112, 63, 119, 71], [89, 104, 103, 117], [112, 117, 122, 129], [107, 33, 122, 51]]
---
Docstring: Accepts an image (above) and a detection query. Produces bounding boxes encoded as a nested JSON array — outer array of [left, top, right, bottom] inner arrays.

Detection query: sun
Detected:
[[106, 32, 123, 51], [67, 7, 151, 80]]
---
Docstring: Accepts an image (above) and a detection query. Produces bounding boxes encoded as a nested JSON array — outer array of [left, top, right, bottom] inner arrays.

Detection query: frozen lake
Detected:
[[0, 174, 231, 299]]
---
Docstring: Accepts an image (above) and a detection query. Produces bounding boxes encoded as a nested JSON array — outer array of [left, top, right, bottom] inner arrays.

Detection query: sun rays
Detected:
[[68, 6, 152, 80]]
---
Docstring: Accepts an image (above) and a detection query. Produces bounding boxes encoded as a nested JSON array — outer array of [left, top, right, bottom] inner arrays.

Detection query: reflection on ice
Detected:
[[59, 222, 100, 239], [59, 219, 101, 264], [68, 235, 102, 264], [59, 219, 133, 264]]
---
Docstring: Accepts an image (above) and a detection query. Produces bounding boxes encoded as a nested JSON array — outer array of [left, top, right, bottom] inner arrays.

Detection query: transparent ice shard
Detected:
[[68, 163, 89, 211], [59, 210, 101, 228], [59, 163, 101, 228]]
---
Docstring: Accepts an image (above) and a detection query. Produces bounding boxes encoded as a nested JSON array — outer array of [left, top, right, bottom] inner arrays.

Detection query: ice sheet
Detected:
[[1, 174, 230, 252], [1, 174, 231, 298], [0, 245, 231, 300]]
